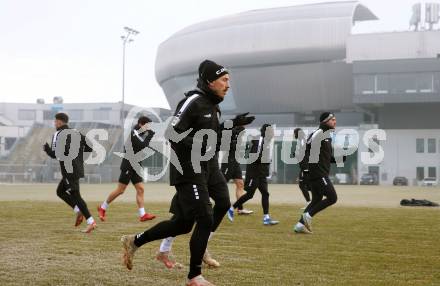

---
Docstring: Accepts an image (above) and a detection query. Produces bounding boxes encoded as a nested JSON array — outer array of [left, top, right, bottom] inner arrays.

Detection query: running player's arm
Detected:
[[82, 134, 94, 153], [249, 139, 261, 162], [131, 129, 155, 151], [43, 142, 56, 158], [143, 130, 155, 147], [64, 133, 72, 157]]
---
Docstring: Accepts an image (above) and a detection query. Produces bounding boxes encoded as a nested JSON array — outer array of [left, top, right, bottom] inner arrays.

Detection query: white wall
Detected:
[[359, 128, 440, 186], [347, 30, 440, 62]]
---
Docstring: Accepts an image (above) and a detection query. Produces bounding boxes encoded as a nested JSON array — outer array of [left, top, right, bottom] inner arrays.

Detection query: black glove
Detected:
[[43, 143, 51, 154], [147, 130, 156, 137], [232, 112, 255, 127]]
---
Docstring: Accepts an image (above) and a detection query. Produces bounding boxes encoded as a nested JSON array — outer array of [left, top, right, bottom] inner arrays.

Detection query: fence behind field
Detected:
[[0, 163, 168, 184]]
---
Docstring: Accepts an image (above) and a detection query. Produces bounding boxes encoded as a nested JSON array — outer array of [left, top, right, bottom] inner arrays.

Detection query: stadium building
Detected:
[[155, 1, 440, 186], [0, 99, 171, 183]]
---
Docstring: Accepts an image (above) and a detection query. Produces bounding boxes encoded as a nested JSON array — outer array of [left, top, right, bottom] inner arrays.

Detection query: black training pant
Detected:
[[56, 177, 91, 219], [302, 176, 337, 218], [168, 170, 231, 232], [208, 181, 231, 232], [134, 183, 213, 280], [233, 176, 270, 215], [298, 170, 311, 202]]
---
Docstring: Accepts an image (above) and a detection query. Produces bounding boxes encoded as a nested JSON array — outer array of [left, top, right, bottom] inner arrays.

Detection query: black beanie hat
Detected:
[[198, 60, 229, 83], [319, 112, 335, 123]]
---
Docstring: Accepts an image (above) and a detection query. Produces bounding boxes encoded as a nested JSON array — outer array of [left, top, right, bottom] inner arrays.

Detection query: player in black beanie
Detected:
[[121, 60, 251, 285], [196, 59, 230, 101], [198, 60, 229, 83], [293, 112, 341, 234]]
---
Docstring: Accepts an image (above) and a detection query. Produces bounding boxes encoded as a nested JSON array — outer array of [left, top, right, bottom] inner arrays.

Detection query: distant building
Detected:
[[0, 101, 170, 157]]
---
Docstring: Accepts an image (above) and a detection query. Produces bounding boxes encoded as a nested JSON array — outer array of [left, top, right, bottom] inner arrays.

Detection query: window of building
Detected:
[[417, 73, 434, 93], [416, 167, 424, 180], [375, 74, 389, 94], [68, 110, 83, 121], [354, 75, 375, 95], [362, 72, 438, 95], [428, 167, 436, 178], [434, 72, 440, 93], [93, 109, 110, 120], [18, 109, 36, 120], [43, 110, 57, 120], [389, 73, 417, 94], [428, 138, 436, 153], [416, 138, 424, 153]]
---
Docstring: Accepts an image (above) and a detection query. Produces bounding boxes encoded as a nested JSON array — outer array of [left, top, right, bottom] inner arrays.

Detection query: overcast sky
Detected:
[[0, 0, 426, 109]]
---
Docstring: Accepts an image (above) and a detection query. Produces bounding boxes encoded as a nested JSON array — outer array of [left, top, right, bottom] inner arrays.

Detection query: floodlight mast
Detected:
[[120, 26, 140, 130]]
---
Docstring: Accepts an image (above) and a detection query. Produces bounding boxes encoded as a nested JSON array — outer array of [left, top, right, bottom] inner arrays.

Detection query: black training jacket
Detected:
[[120, 128, 155, 171], [306, 124, 340, 180], [45, 125, 93, 180], [294, 136, 309, 172], [168, 87, 224, 186], [245, 135, 271, 179], [223, 126, 244, 165]]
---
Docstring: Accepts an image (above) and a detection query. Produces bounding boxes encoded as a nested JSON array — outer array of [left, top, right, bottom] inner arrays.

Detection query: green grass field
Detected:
[[0, 199, 439, 286]]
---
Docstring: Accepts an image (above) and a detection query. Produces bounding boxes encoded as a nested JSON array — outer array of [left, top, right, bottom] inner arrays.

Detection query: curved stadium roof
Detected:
[[155, 1, 378, 114], [156, 1, 377, 84]]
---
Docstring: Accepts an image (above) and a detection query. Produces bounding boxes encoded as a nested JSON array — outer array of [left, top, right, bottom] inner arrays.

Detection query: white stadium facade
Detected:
[[155, 1, 440, 186]]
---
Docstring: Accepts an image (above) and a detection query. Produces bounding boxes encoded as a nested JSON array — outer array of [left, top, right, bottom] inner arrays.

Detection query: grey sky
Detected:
[[0, 0, 422, 109]]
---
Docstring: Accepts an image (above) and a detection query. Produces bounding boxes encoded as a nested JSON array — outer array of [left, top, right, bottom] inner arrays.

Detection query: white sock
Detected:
[[263, 214, 270, 220], [305, 212, 312, 220], [138, 208, 146, 217], [73, 205, 80, 214], [86, 217, 95, 225], [229, 206, 234, 211], [159, 237, 175, 253], [101, 201, 109, 210], [208, 232, 215, 241]]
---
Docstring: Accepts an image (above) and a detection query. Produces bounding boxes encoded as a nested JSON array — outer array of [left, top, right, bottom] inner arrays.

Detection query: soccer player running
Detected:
[[227, 124, 279, 226], [294, 112, 342, 234], [121, 60, 248, 286], [294, 127, 312, 209], [220, 120, 253, 215], [97, 116, 156, 222], [156, 111, 255, 271], [43, 112, 97, 233]]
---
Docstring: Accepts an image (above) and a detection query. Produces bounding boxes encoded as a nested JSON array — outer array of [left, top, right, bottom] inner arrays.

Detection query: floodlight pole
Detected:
[[120, 26, 139, 130]]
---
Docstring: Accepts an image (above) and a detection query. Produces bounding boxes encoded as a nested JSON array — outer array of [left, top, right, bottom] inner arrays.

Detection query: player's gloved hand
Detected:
[[43, 143, 51, 154], [232, 112, 255, 127], [147, 130, 156, 137]]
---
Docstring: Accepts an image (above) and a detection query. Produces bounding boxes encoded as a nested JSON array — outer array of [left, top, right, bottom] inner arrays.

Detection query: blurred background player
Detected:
[[227, 124, 279, 226], [220, 117, 253, 215], [294, 127, 311, 209], [97, 116, 156, 222], [294, 112, 343, 234], [43, 112, 96, 233]]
